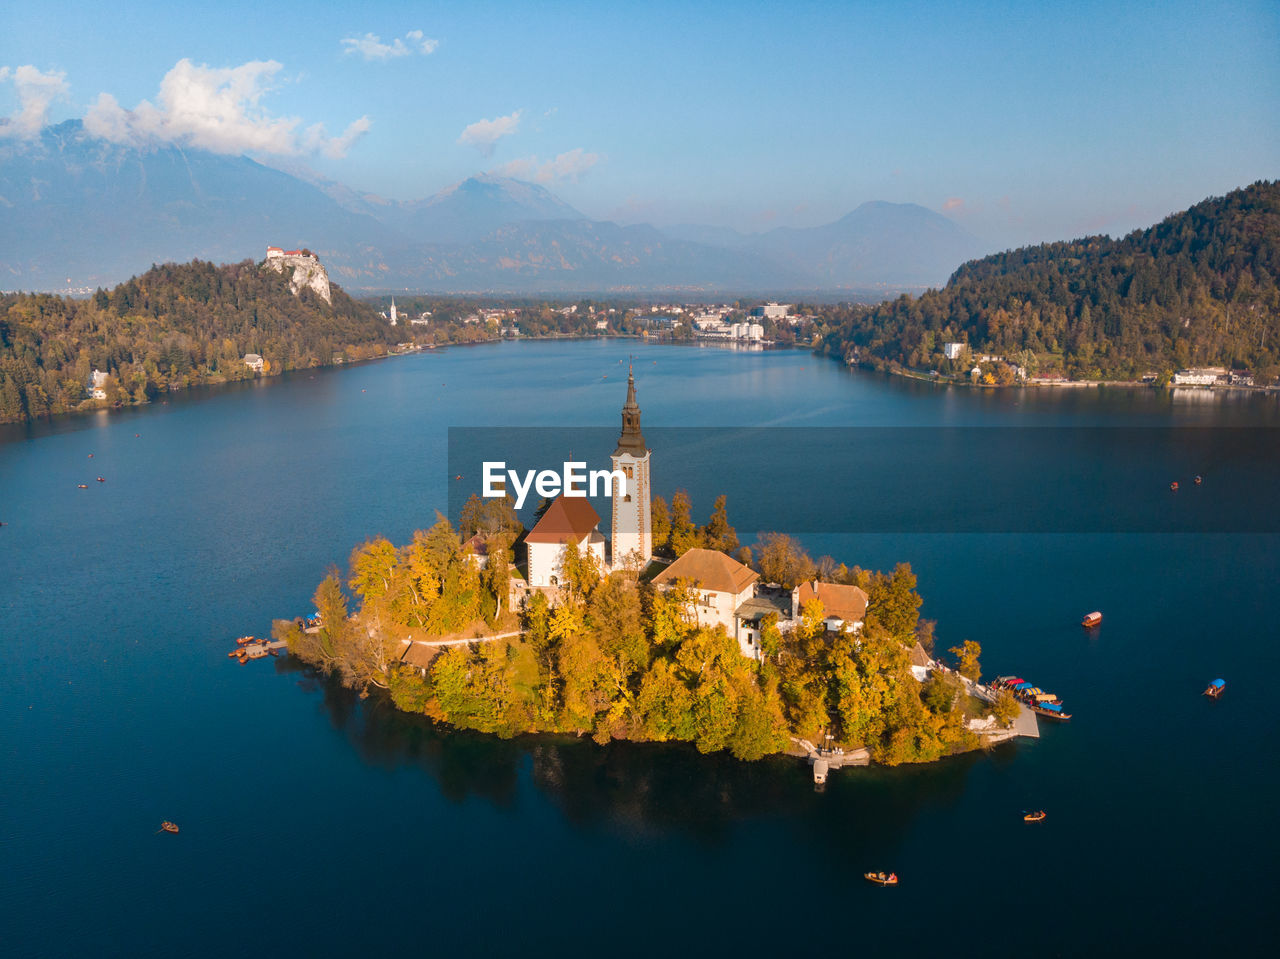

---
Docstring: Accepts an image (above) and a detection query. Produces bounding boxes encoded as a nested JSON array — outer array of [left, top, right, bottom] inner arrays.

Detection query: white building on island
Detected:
[[652, 548, 760, 655], [525, 495, 609, 588]]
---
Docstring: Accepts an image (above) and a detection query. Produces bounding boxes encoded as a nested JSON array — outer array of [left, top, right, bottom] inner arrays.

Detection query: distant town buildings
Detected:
[[752, 302, 791, 320], [1171, 367, 1254, 387], [1172, 367, 1227, 386]]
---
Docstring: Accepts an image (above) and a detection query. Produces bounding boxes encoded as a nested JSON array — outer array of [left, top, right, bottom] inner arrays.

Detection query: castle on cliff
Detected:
[[264, 245, 331, 304]]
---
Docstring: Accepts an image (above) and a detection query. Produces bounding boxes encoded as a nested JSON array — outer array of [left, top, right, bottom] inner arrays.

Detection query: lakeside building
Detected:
[[1172, 367, 1228, 386], [509, 372, 889, 662], [943, 342, 964, 360], [652, 548, 760, 653], [793, 579, 869, 634], [525, 496, 608, 588], [243, 353, 264, 373], [88, 369, 108, 400], [520, 368, 653, 590], [752, 302, 791, 320]]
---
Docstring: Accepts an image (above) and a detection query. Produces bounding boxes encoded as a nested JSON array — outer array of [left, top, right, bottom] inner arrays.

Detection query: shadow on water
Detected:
[[278, 655, 990, 851]]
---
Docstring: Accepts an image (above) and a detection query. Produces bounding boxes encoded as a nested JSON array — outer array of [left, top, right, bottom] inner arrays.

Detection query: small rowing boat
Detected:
[[1081, 611, 1102, 628], [864, 872, 898, 886], [1024, 810, 1047, 823], [159, 821, 179, 834]]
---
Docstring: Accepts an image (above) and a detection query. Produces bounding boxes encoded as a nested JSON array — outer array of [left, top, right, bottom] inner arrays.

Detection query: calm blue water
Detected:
[[2, 340, 1277, 957]]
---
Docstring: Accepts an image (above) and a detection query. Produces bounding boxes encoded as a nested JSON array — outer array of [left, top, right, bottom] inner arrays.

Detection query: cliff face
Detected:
[[265, 253, 332, 304]]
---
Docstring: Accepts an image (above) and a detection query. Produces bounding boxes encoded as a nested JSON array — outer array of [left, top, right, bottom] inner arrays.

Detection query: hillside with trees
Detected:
[[0, 258, 395, 423], [815, 181, 1280, 384]]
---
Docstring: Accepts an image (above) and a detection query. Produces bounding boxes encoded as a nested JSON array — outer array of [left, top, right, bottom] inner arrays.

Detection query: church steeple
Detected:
[[614, 364, 647, 455]]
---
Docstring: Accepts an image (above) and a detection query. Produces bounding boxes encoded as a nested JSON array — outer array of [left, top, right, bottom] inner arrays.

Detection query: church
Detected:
[[523, 366, 653, 589]]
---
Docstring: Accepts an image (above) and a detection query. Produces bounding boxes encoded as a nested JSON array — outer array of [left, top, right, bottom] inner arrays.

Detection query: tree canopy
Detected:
[[814, 181, 1280, 384]]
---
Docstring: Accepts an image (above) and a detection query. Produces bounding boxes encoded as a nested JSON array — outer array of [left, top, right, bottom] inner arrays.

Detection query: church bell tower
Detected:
[[610, 365, 652, 570]]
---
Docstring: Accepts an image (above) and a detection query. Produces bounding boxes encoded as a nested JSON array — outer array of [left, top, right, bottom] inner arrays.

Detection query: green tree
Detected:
[[669, 490, 700, 555], [701, 494, 739, 553], [651, 495, 672, 553]]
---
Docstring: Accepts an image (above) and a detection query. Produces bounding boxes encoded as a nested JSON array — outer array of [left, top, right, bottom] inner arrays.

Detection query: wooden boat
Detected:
[[1203, 679, 1226, 699], [864, 872, 898, 886], [1170, 481, 1179, 491], [1081, 611, 1102, 628], [1031, 705, 1071, 720], [159, 821, 179, 834], [77, 484, 88, 489], [1194, 475, 1202, 485], [1024, 810, 1047, 823], [96, 477, 105, 483]]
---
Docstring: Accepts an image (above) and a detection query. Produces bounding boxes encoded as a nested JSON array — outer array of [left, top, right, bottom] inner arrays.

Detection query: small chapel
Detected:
[[523, 367, 653, 589]]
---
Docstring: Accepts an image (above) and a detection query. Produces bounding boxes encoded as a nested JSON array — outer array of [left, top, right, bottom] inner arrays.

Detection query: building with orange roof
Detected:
[[525, 495, 607, 588]]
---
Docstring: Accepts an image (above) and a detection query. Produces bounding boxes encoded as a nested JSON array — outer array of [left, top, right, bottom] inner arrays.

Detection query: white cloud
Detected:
[[0, 65, 71, 139], [491, 148, 601, 184], [457, 110, 522, 156], [84, 58, 370, 158], [303, 115, 373, 159], [405, 30, 439, 55], [341, 30, 438, 60]]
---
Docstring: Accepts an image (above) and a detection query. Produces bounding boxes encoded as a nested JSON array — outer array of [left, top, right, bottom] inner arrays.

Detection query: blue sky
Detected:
[[2, 0, 1277, 248]]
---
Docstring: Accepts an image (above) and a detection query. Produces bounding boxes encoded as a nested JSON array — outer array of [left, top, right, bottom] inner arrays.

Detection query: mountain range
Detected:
[[0, 120, 986, 294]]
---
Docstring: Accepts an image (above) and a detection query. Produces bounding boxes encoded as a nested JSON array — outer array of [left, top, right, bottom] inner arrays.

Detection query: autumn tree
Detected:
[[756, 532, 816, 587], [949, 640, 982, 681]]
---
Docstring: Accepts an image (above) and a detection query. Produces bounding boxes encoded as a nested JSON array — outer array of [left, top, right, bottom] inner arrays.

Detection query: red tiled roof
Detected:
[[524, 495, 600, 544], [794, 581, 869, 623], [652, 547, 759, 595]]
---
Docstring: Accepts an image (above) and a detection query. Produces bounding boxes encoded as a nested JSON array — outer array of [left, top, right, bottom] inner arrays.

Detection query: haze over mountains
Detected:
[[1, 121, 986, 294]]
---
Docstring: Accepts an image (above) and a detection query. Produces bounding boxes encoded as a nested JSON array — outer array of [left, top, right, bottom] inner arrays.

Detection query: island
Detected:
[[273, 373, 1025, 765]]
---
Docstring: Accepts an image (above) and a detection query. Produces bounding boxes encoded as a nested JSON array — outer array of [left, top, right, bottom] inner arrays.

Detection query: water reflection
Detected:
[[285, 657, 992, 852]]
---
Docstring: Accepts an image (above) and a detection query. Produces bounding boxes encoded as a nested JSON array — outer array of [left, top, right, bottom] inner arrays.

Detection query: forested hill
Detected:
[[0, 258, 395, 423], [817, 181, 1280, 384]]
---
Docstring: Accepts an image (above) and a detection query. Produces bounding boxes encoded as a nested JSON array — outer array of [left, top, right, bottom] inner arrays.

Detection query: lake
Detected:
[[2, 340, 1277, 956]]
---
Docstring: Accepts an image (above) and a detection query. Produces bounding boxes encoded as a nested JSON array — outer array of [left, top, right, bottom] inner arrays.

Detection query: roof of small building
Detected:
[[653, 547, 759, 595], [794, 580, 869, 623], [463, 533, 489, 557], [400, 642, 443, 670], [524, 495, 601, 545], [735, 589, 791, 624], [908, 641, 932, 668]]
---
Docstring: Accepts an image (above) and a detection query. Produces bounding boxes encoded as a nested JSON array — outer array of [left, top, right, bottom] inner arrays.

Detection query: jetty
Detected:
[[965, 674, 1040, 741], [229, 639, 287, 662], [793, 737, 871, 785]]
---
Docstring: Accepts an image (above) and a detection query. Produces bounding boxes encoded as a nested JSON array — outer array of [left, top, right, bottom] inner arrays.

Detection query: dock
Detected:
[[792, 737, 871, 784], [230, 639, 287, 662], [964, 673, 1040, 740]]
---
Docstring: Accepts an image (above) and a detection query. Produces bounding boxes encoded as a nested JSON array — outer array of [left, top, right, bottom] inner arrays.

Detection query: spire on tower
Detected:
[[614, 365, 646, 455]]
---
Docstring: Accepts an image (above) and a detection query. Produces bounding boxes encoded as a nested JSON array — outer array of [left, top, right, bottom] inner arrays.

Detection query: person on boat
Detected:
[[888, 873, 897, 882]]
